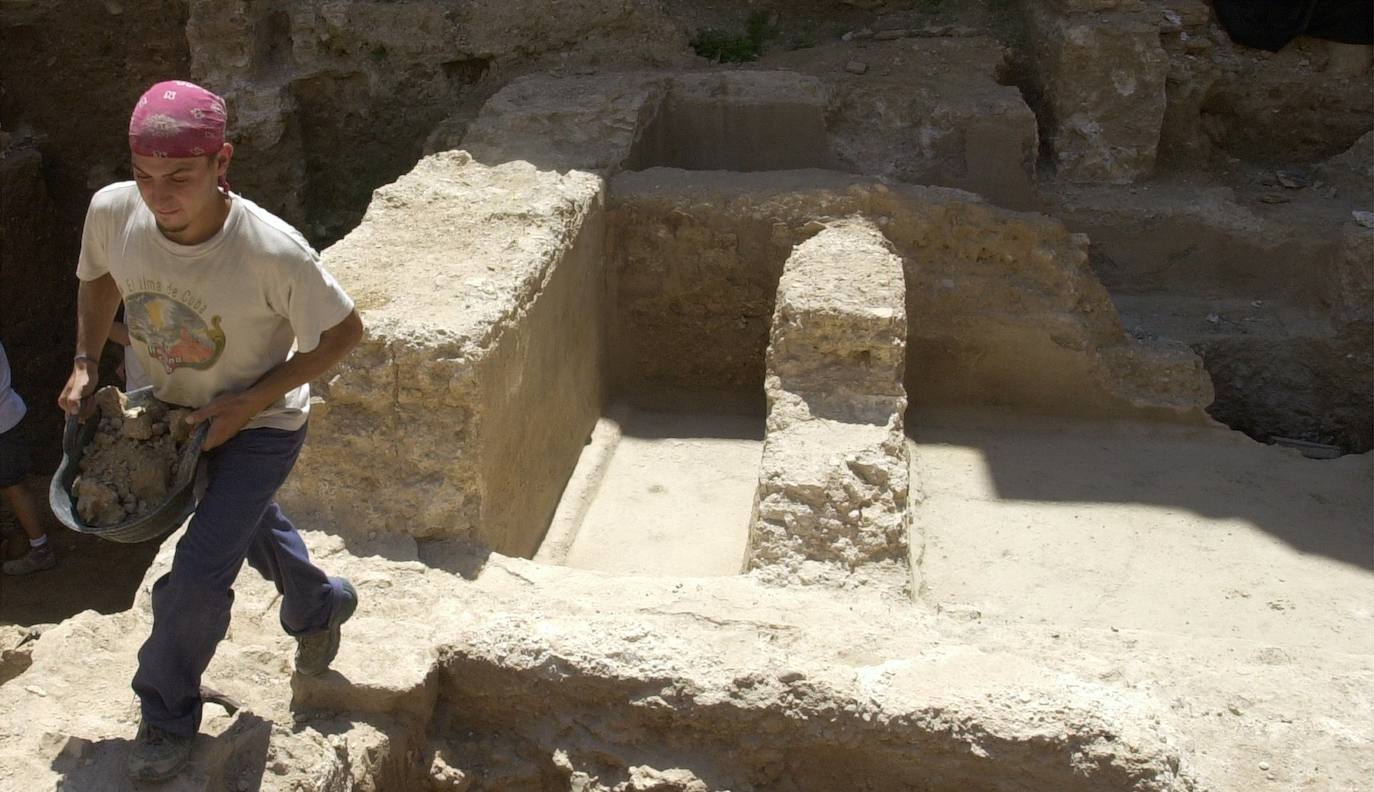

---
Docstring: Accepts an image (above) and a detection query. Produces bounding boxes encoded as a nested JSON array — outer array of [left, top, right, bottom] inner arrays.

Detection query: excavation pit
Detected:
[[3, 20, 1370, 787]]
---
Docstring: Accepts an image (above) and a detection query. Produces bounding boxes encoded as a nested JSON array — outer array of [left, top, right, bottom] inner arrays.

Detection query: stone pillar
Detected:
[[745, 218, 915, 597]]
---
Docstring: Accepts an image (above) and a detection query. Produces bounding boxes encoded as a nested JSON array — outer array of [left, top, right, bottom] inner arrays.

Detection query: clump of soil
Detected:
[[73, 387, 192, 526]]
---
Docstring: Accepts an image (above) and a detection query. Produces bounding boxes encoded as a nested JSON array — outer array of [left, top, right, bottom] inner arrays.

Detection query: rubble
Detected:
[[71, 387, 190, 527]]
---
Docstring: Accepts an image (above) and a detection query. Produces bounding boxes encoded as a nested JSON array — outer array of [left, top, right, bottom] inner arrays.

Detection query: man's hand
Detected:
[[187, 391, 258, 451], [184, 310, 364, 452], [60, 274, 123, 419], [58, 359, 100, 420]]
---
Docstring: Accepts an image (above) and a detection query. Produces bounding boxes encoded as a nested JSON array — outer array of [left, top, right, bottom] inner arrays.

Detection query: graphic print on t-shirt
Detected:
[[125, 290, 226, 374]]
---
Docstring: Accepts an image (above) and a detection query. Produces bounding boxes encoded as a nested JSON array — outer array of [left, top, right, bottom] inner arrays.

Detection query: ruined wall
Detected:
[[746, 219, 914, 596], [282, 153, 606, 556], [1013, 0, 1372, 178], [186, 0, 689, 244], [608, 168, 1213, 420]]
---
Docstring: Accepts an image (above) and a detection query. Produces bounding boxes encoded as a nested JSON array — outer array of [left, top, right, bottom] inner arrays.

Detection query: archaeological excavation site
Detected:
[[1, 0, 1372, 790]]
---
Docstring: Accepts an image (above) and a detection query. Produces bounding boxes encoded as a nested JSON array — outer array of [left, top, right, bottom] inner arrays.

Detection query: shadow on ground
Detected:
[[49, 711, 270, 792], [908, 407, 1374, 571]]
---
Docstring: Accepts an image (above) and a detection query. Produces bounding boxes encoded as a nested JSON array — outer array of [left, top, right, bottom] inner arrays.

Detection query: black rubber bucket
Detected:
[[48, 387, 209, 544]]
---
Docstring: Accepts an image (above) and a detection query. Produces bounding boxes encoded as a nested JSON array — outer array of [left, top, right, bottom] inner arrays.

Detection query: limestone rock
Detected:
[[93, 385, 128, 421], [608, 168, 1213, 420], [118, 409, 155, 440], [183, 0, 689, 240], [623, 765, 708, 792], [0, 625, 42, 687], [128, 456, 169, 503], [456, 51, 1038, 210], [461, 72, 671, 171], [746, 220, 913, 596], [283, 152, 605, 554], [1023, 1, 1168, 182], [166, 408, 192, 443], [74, 477, 122, 527]]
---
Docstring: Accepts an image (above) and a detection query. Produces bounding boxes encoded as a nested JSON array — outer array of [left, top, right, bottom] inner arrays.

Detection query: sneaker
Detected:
[[2, 544, 55, 576], [295, 577, 358, 676], [127, 720, 194, 782]]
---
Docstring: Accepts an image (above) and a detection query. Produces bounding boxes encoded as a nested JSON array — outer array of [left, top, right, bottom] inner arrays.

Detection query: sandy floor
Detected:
[[561, 407, 763, 577], [910, 408, 1374, 652]]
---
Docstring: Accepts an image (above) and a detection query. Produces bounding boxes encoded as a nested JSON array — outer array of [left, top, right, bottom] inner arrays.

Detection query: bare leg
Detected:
[[2, 482, 46, 543]]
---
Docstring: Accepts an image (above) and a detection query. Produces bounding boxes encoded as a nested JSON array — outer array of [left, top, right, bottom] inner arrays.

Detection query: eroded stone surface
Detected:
[[746, 220, 913, 595], [184, 0, 688, 240], [281, 151, 605, 555], [607, 168, 1212, 419], [3, 516, 1372, 790], [457, 49, 1037, 209], [1022, 0, 1168, 183]]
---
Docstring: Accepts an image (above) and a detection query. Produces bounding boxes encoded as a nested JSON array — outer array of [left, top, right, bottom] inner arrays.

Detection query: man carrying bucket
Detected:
[[57, 80, 365, 782]]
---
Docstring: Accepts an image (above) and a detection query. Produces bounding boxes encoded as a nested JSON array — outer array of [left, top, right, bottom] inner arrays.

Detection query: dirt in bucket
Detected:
[[73, 387, 193, 527]]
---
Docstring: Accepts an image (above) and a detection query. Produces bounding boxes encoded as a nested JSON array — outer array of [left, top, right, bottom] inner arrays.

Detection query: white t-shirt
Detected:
[[76, 182, 354, 432], [123, 344, 151, 391], [0, 341, 27, 435]]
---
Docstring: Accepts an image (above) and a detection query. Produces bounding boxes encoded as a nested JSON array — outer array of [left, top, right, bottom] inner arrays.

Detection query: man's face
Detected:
[[130, 144, 230, 235]]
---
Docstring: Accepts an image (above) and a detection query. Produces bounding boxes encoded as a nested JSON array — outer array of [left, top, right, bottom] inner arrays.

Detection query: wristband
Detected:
[[74, 354, 99, 367]]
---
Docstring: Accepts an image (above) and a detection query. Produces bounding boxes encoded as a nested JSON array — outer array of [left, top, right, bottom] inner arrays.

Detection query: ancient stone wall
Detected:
[[280, 152, 606, 555], [1021, 0, 1169, 183], [186, 0, 689, 244], [607, 168, 1213, 420]]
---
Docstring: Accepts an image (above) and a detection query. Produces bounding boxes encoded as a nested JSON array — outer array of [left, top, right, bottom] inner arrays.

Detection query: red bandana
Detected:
[[129, 80, 230, 192]]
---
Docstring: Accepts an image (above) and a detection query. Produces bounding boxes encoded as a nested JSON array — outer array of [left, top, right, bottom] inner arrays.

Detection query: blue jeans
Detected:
[[132, 425, 339, 737]]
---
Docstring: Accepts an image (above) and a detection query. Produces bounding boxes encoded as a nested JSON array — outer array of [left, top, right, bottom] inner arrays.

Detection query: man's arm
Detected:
[[108, 320, 132, 347], [187, 310, 364, 450], [58, 274, 123, 416]]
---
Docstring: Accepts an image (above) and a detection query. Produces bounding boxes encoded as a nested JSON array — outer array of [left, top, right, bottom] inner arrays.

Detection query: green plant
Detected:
[[691, 10, 775, 63]]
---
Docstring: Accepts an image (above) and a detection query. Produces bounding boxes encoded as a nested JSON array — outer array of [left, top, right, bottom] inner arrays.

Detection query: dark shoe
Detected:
[[127, 720, 194, 782], [2, 544, 55, 576], [295, 577, 357, 676]]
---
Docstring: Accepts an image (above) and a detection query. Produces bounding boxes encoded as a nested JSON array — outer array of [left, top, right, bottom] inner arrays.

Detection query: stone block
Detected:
[[463, 73, 672, 171], [745, 220, 913, 596], [767, 219, 907, 414], [459, 54, 1038, 209], [282, 152, 605, 556], [627, 71, 840, 172], [1023, 1, 1168, 182]]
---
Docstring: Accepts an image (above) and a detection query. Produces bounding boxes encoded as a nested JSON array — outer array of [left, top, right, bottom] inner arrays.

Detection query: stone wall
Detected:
[[607, 168, 1213, 420], [1020, 0, 1169, 183], [281, 152, 606, 556], [186, 0, 689, 244]]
